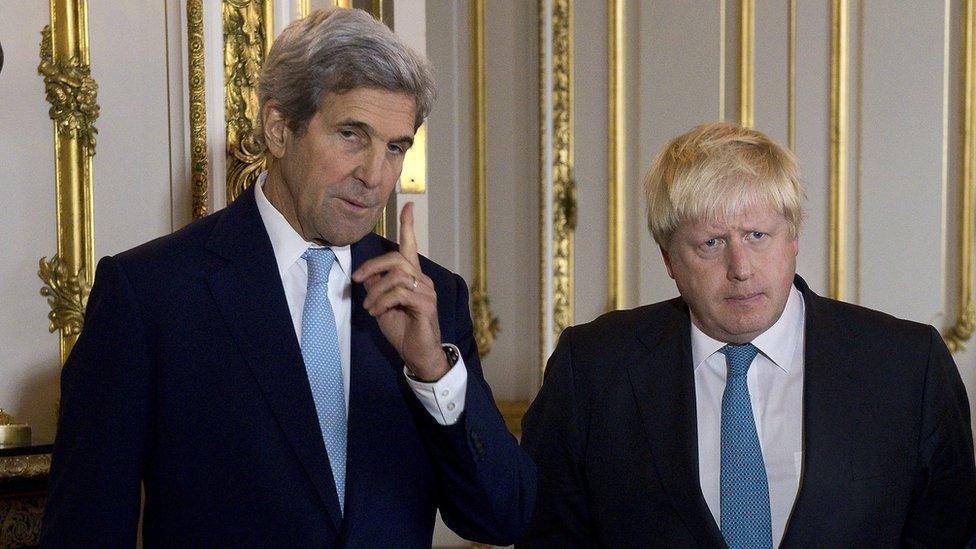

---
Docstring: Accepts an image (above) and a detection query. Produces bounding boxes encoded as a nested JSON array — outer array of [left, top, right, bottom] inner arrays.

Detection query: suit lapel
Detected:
[[630, 302, 725, 548], [342, 234, 403, 536], [203, 187, 344, 531], [781, 276, 861, 544]]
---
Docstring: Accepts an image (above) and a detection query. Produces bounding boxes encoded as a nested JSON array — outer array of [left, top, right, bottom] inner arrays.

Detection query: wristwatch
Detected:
[[406, 343, 460, 381]]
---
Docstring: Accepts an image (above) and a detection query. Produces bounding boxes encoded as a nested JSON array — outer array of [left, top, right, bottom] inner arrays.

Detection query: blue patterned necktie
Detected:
[[301, 247, 347, 514], [719, 343, 773, 549]]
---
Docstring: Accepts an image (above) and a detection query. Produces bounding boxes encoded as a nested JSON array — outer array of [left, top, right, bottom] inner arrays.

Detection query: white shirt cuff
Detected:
[[403, 344, 468, 426]]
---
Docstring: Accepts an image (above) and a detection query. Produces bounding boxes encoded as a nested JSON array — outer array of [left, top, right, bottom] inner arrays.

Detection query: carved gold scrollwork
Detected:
[[470, 289, 500, 357], [223, 0, 272, 203], [37, 0, 97, 363], [38, 256, 91, 337], [551, 0, 575, 338], [37, 26, 99, 154], [539, 0, 574, 374]]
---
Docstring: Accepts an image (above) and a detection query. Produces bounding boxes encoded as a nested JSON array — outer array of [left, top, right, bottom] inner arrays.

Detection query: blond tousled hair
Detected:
[[643, 121, 806, 247]]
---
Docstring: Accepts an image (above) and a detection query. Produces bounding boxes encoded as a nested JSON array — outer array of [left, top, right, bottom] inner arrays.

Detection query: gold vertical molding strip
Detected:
[[188, 0, 209, 220], [739, 0, 754, 127], [552, 0, 575, 363], [223, 0, 273, 203], [539, 0, 576, 374], [788, 0, 796, 150], [828, 0, 849, 301], [471, 0, 500, 356], [945, 0, 976, 352], [607, 0, 624, 310], [37, 0, 99, 363]]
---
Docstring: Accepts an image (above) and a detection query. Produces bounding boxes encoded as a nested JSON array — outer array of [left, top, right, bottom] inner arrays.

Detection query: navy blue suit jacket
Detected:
[[520, 276, 975, 547], [41, 185, 536, 547]]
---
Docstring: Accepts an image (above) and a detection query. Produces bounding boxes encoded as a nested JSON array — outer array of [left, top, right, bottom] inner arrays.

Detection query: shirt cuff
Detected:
[[403, 344, 468, 426]]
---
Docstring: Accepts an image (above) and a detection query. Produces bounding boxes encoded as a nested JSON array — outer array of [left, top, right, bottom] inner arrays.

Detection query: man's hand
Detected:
[[352, 202, 449, 382]]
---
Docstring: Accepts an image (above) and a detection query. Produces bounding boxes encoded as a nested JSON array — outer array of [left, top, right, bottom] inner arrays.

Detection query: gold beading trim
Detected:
[[539, 0, 575, 374], [829, 0, 849, 300], [551, 0, 574, 339], [37, 0, 98, 363], [738, 0, 754, 127], [946, 0, 976, 352], [223, 0, 273, 203], [0, 455, 51, 480], [188, 0, 209, 220], [607, 0, 625, 311], [471, 0, 500, 357]]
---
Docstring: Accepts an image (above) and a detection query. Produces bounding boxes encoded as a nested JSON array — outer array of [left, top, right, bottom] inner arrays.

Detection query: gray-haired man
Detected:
[[42, 8, 535, 547]]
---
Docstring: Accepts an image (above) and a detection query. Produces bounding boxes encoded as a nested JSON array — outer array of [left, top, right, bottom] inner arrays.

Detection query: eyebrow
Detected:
[[337, 119, 415, 148]]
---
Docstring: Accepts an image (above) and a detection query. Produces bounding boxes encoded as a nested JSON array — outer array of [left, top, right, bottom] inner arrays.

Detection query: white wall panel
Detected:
[[858, 1, 948, 323], [88, 0, 174, 257], [482, 0, 539, 399], [637, 0, 723, 306], [0, 0, 61, 440], [793, 1, 831, 294], [573, 0, 609, 326], [754, 0, 790, 144]]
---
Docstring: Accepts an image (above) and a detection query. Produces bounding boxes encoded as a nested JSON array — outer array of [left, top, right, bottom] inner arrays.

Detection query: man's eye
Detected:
[[387, 143, 405, 155], [703, 238, 719, 248], [339, 130, 358, 140], [751, 231, 767, 240]]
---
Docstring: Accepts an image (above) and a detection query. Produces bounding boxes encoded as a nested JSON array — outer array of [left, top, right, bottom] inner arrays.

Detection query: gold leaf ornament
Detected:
[[38, 256, 91, 336], [37, 26, 99, 155]]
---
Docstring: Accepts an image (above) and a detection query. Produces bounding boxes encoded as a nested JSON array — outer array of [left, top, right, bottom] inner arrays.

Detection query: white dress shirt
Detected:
[[693, 285, 805, 547], [253, 173, 467, 425]]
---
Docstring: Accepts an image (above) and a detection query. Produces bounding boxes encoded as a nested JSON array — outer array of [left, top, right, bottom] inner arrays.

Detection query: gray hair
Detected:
[[256, 7, 435, 148]]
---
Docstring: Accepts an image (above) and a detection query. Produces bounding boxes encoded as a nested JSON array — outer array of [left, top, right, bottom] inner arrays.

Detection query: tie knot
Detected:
[[302, 247, 336, 286], [720, 343, 759, 377]]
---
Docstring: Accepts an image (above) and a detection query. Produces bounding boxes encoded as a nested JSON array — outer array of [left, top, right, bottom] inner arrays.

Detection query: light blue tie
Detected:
[[301, 247, 347, 514], [719, 343, 773, 549]]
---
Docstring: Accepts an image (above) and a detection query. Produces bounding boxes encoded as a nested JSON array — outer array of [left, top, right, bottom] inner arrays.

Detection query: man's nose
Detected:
[[354, 145, 385, 188], [726, 241, 753, 281]]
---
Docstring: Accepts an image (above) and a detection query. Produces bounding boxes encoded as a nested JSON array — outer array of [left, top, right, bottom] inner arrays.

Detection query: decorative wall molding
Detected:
[[223, 0, 273, 204], [946, 0, 976, 353], [471, 0, 500, 357], [38, 257, 90, 339], [828, 0, 849, 301], [188, 0, 209, 220], [607, 0, 625, 311], [539, 0, 575, 374], [739, 0, 754, 127], [36, 0, 98, 363]]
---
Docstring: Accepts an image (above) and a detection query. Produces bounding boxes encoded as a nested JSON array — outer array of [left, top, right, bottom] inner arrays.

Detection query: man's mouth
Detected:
[[339, 197, 371, 211], [727, 292, 762, 303]]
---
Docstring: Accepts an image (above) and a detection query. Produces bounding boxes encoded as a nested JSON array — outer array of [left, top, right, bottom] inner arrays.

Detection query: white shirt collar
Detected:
[[690, 284, 805, 373], [254, 171, 352, 280]]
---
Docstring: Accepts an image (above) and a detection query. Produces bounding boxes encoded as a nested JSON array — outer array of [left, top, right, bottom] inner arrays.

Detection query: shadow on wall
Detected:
[[13, 360, 61, 442]]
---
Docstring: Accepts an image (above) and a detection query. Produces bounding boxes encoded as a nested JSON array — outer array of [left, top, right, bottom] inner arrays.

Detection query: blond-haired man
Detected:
[[520, 122, 975, 547]]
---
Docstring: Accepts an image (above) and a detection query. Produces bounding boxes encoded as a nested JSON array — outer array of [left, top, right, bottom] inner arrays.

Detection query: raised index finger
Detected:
[[399, 201, 420, 269]]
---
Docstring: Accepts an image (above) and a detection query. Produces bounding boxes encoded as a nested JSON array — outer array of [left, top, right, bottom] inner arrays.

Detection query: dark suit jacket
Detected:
[[520, 276, 975, 547], [41, 185, 536, 548]]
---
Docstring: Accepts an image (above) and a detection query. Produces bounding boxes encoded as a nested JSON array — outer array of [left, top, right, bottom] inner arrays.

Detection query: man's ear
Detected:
[[262, 101, 288, 159], [660, 245, 676, 280]]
